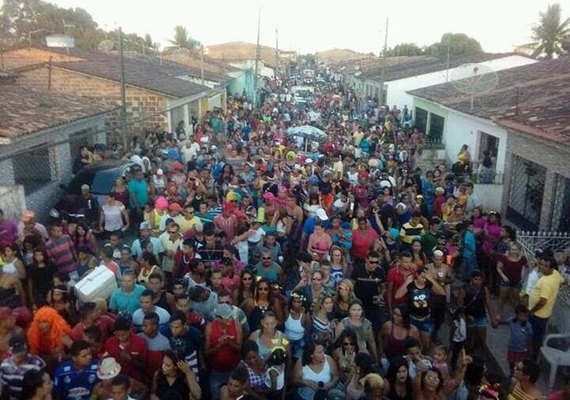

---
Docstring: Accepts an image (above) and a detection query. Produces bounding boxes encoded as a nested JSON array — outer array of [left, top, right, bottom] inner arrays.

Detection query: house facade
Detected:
[[409, 56, 570, 232], [2, 47, 224, 139], [0, 76, 114, 219]]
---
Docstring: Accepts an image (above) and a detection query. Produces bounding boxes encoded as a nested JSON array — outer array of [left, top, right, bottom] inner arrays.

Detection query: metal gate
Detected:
[[506, 155, 546, 231]]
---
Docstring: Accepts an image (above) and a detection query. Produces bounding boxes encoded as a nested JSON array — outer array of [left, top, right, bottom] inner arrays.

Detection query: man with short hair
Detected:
[[166, 310, 204, 380], [131, 289, 171, 333], [104, 318, 148, 384], [351, 250, 386, 335], [255, 248, 285, 286], [0, 335, 46, 400], [110, 374, 136, 400], [510, 360, 544, 400], [45, 222, 79, 280], [71, 302, 114, 342], [137, 312, 171, 379], [130, 221, 163, 260], [109, 270, 146, 315], [387, 251, 415, 317], [54, 340, 99, 399], [529, 255, 564, 351], [399, 211, 425, 250]]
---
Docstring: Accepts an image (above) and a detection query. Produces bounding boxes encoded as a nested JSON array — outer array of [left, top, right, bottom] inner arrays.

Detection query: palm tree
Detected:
[[530, 3, 570, 59], [169, 25, 196, 50]]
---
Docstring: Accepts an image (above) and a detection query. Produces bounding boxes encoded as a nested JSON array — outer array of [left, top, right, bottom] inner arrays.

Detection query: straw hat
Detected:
[[97, 357, 122, 380]]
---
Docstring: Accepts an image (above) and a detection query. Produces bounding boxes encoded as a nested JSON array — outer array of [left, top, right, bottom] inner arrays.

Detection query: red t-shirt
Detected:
[[388, 267, 415, 306], [104, 333, 148, 383], [351, 228, 379, 260], [70, 315, 115, 341]]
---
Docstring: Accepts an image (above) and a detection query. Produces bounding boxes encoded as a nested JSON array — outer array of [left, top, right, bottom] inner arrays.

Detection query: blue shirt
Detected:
[[109, 284, 146, 315], [463, 231, 477, 259], [127, 179, 149, 208], [54, 359, 99, 400], [508, 317, 533, 352]]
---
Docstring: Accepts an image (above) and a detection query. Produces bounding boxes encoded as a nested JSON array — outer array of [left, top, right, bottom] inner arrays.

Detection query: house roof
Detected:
[[408, 57, 570, 144], [335, 53, 517, 82], [52, 55, 212, 98], [0, 80, 116, 142], [122, 52, 230, 83], [206, 41, 280, 67]]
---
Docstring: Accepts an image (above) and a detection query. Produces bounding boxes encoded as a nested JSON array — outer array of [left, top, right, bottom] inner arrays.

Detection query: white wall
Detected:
[[386, 55, 537, 108], [229, 60, 274, 78], [474, 183, 504, 212], [443, 109, 509, 174]]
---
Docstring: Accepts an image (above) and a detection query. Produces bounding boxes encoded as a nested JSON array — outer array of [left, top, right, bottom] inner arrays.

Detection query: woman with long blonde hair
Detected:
[[329, 245, 349, 285], [334, 278, 357, 321]]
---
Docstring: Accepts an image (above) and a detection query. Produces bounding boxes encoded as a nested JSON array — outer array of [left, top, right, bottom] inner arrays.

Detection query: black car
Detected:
[[50, 160, 136, 222]]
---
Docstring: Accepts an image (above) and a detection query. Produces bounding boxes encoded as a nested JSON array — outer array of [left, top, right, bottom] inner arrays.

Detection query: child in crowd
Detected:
[[431, 345, 450, 380], [450, 307, 467, 371], [265, 347, 287, 396], [507, 304, 533, 372], [404, 337, 432, 379]]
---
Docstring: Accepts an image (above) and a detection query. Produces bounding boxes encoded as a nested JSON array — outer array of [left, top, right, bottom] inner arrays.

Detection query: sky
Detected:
[[47, 0, 570, 55]]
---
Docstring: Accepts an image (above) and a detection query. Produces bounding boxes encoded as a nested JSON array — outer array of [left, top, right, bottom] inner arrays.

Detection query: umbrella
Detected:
[[286, 125, 327, 141], [286, 125, 328, 152]]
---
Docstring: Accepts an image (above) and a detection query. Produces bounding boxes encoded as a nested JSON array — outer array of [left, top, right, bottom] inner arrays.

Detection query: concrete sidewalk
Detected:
[[486, 299, 567, 395]]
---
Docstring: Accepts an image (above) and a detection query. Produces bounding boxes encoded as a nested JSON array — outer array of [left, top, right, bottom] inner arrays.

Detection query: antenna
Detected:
[[450, 63, 499, 111]]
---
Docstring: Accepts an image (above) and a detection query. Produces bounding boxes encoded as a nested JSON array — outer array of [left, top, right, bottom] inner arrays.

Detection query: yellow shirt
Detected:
[[529, 270, 563, 319], [176, 215, 200, 234]]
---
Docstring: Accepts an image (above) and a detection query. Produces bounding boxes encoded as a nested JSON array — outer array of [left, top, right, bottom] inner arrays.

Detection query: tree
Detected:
[[530, 3, 570, 59], [0, 0, 100, 48], [168, 25, 197, 50], [385, 43, 426, 57], [428, 33, 483, 59]]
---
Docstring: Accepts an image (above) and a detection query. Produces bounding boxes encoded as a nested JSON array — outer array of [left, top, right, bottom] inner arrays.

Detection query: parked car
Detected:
[[50, 160, 136, 222]]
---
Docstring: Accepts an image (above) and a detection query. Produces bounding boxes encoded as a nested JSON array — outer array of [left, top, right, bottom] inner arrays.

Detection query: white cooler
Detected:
[[75, 265, 118, 303]]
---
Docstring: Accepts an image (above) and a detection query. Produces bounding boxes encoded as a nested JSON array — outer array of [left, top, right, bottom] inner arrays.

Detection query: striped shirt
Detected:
[[0, 354, 46, 400], [46, 234, 77, 273]]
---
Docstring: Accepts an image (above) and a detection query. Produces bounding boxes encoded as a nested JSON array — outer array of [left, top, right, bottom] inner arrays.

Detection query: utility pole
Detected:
[[119, 27, 127, 146], [253, 6, 261, 106], [379, 17, 389, 107], [200, 45, 205, 86], [275, 27, 279, 81]]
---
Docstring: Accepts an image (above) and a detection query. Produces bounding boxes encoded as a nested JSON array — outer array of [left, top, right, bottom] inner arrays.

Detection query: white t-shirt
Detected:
[[102, 204, 125, 232], [265, 364, 285, 391]]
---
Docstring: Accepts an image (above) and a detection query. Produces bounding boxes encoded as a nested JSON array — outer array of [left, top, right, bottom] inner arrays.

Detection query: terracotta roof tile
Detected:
[[408, 57, 570, 142], [0, 81, 116, 141]]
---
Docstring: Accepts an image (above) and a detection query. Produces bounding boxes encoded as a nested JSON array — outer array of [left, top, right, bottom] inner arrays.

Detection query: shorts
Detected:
[[500, 280, 521, 289], [468, 316, 488, 328], [410, 317, 435, 333], [507, 351, 529, 364]]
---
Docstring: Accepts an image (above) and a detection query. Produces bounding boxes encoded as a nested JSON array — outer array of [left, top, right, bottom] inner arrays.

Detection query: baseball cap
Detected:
[[9, 335, 28, 354], [168, 203, 182, 212], [214, 303, 233, 320], [139, 221, 152, 230]]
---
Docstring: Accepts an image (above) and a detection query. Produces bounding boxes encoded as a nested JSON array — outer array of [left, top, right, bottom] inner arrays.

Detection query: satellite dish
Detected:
[[354, 71, 362, 77], [98, 39, 116, 52], [451, 63, 499, 111]]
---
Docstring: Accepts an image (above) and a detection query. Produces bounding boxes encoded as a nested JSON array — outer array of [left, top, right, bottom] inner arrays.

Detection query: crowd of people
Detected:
[[0, 71, 569, 400]]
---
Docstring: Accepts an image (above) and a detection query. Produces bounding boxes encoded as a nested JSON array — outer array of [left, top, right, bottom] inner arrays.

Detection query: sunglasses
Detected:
[[262, 257, 273, 260], [343, 342, 356, 347], [258, 287, 269, 291], [242, 277, 253, 281]]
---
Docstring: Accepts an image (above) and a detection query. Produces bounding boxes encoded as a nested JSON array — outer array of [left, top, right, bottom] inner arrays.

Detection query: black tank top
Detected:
[[464, 285, 486, 319]]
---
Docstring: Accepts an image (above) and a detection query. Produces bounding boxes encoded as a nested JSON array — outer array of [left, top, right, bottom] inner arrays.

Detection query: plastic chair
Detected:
[[539, 333, 570, 389]]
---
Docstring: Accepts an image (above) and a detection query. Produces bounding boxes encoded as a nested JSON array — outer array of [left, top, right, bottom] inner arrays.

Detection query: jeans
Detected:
[[209, 370, 231, 400], [530, 315, 548, 351]]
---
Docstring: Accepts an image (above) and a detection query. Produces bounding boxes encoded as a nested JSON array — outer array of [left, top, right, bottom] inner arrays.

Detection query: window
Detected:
[[551, 175, 570, 232], [506, 156, 546, 231], [429, 114, 445, 141], [415, 107, 428, 133], [13, 146, 53, 195]]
